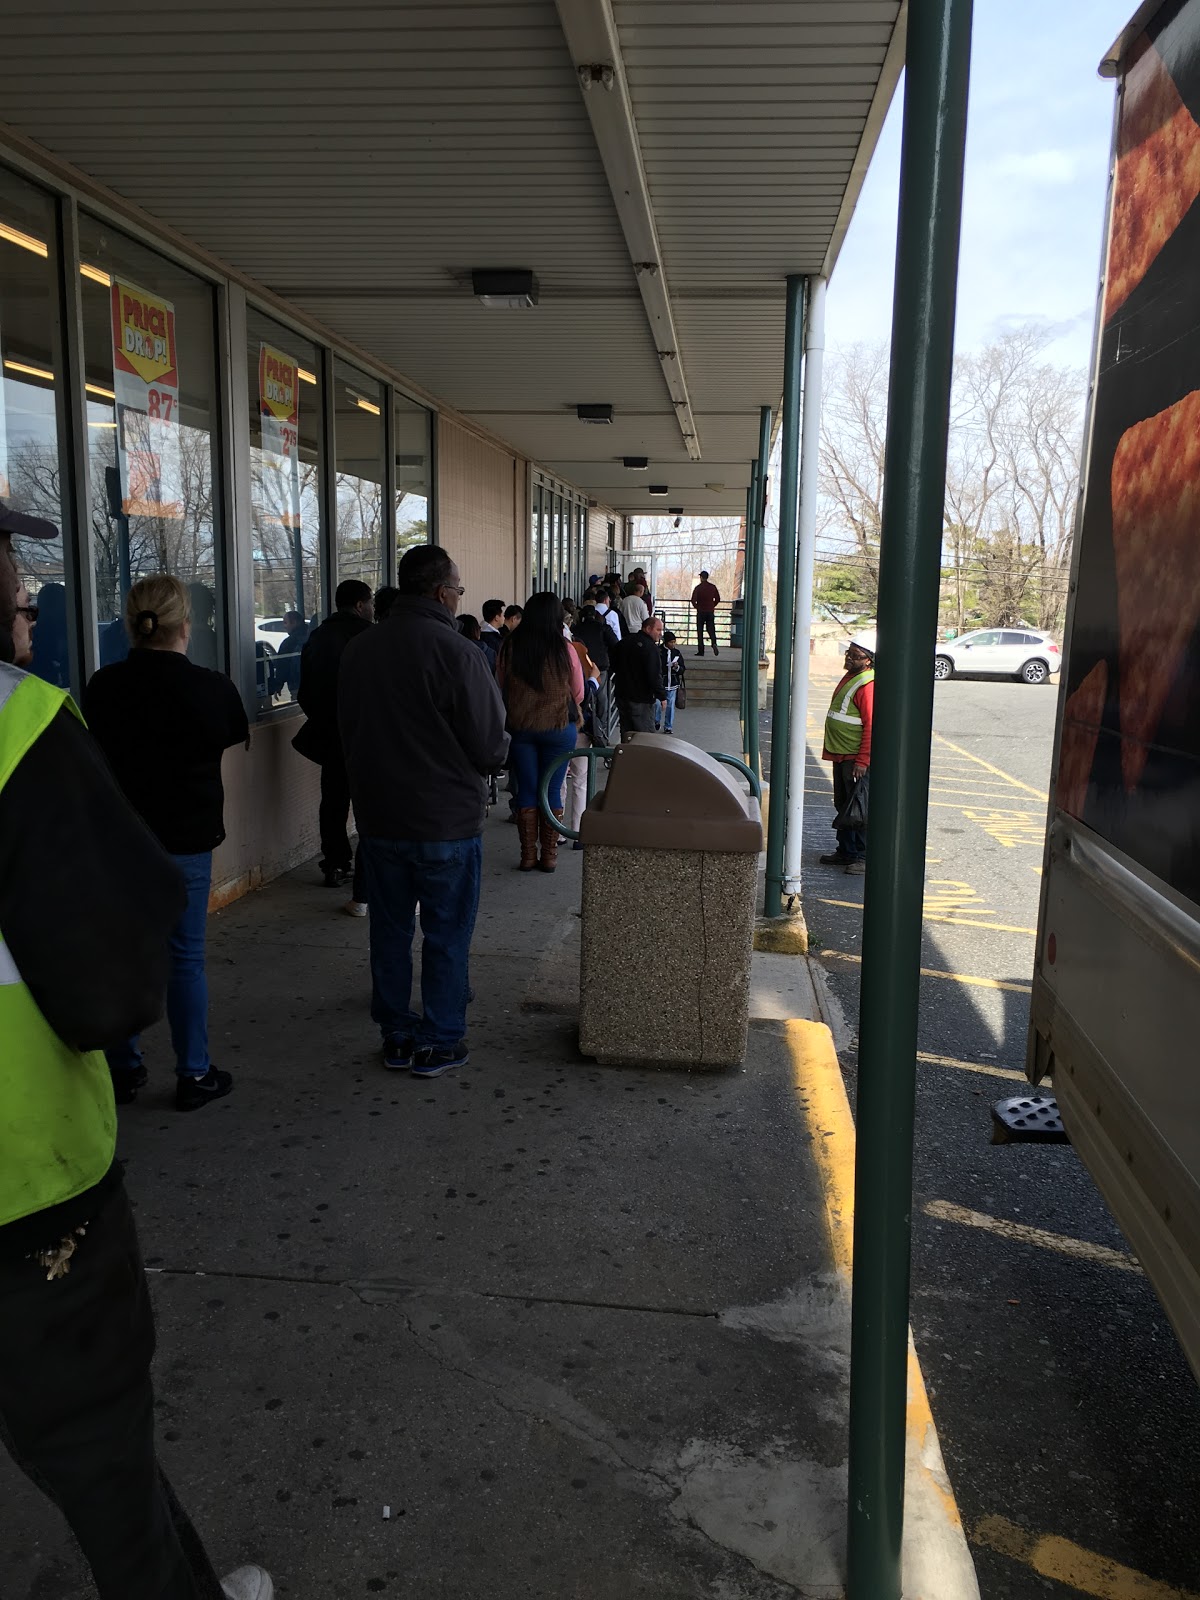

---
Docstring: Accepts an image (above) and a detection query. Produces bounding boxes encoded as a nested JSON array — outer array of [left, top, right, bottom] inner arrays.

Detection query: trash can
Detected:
[[578, 736, 763, 1068], [729, 597, 745, 649]]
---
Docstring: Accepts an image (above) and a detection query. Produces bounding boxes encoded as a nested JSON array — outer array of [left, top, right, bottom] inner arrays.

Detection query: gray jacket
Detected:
[[339, 596, 509, 841]]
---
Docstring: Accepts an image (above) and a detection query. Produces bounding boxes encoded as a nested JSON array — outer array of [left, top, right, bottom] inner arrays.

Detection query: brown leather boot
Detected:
[[516, 808, 539, 871], [538, 810, 564, 872]]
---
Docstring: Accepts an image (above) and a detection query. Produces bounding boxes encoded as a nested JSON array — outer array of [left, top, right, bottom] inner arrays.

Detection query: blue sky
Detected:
[[828, 0, 1137, 370]]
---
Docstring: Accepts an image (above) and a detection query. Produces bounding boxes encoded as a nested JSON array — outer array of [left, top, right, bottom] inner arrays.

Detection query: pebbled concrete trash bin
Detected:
[[578, 735, 763, 1068]]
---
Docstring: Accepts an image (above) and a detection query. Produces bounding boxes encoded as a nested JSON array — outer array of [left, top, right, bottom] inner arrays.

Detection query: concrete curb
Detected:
[[784, 1019, 981, 1600]]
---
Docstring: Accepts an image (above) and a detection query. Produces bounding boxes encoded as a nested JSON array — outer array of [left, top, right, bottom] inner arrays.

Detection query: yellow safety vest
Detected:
[[824, 667, 874, 757], [0, 663, 116, 1228]]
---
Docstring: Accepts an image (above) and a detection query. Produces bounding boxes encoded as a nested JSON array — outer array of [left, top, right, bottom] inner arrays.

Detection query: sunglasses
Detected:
[[16, 604, 39, 622], [440, 583, 465, 596]]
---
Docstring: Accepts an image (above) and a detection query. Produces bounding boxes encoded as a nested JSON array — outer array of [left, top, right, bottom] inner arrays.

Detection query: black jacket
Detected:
[[615, 632, 666, 705], [297, 610, 371, 759], [83, 650, 249, 854], [572, 608, 611, 672], [339, 596, 510, 841]]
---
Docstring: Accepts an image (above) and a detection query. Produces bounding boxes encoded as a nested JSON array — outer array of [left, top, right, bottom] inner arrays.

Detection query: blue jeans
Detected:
[[655, 687, 678, 732], [509, 725, 578, 810], [107, 850, 212, 1079], [362, 835, 482, 1051]]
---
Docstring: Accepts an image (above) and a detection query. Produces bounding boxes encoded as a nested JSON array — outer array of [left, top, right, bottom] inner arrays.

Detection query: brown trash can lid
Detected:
[[580, 735, 763, 854]]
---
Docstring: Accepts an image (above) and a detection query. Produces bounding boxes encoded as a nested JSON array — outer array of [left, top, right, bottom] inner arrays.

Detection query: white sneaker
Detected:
[[222, 1568, 273, 1600], [342, 900, 368, 917]]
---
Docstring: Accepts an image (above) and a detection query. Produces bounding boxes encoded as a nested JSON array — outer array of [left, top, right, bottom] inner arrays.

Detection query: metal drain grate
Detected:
[[990, 1094, 1070, 1145]]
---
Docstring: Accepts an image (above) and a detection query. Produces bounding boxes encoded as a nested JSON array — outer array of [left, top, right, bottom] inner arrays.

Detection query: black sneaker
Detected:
[[110, 1065, 148, 1105], [411, 1045, 469, 1079], [322, 866, 349, 888], [176, 1067, 234, 1111], [819, 852, 851, 865], [382, 1035, 415, 1071]]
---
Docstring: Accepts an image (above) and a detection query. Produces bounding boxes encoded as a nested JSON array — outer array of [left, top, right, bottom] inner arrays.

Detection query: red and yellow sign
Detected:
[[109, 278, 181, 516], [259, 344, 298, 434], [111, 281, 178, 405]]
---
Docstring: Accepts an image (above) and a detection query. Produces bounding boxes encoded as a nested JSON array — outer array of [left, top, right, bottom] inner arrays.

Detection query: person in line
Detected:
[[615, 614, 668, 739], [497, 591, 585, 873], [629, 566, 654, 613], [565, 624, 601, 850], [572, 592, 613, 743], [481, 598, 506, 642], [503, 603, 524, 633], [592, 585, 624, 645], [0, 510, 271, 1600], [373, 585, 400, 623], [340, 545, 508, 1078], [820, 630, 875, 875], [619, 579, 649, 636], [691, 569, 721, 656], [295, 578, 374, 910], [655, 629, 685, 734], [84, 575, 249, 1111], [268, 608, 308, 701]]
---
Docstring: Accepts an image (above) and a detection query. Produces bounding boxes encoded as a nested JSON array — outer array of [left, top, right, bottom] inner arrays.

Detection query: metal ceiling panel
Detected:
[[0, 0, 904, 514]]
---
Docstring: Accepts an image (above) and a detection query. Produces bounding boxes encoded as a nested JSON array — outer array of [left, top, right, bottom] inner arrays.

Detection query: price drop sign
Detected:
[[259, 343, 302, 529], [109, 279, 182, 517]]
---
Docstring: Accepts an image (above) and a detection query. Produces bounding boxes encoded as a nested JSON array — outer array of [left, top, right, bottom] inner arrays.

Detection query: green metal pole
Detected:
[[846, 3, 973, 1597], [746, 405, 772, 781], [764, 276, 805, 918], [741, 467, 759, 763]]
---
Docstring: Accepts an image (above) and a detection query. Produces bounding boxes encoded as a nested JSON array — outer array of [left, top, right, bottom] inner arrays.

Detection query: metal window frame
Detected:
[[221, 282, 257, 713], [52, 193, 98, 690]]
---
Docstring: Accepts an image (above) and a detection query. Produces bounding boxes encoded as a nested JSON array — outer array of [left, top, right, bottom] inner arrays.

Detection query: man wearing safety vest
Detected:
[[820, 629, 876, 875], [0, 504, 272, 1600]]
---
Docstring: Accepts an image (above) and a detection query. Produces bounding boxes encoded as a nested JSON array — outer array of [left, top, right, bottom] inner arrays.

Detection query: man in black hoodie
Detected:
[[615, 614, 668, 739], [297, 578, 374, 894]]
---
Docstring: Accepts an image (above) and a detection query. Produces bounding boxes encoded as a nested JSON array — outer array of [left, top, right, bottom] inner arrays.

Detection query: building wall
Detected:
[[211, 717, 322, 904], [588, 507, 614, 582], [437, 417, 526, 610]]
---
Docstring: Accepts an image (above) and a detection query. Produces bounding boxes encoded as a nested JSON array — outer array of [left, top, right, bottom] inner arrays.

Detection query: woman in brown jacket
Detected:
[[496, 591, 584, 872]]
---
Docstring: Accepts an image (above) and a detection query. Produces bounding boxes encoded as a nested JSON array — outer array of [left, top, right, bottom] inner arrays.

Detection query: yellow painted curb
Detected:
[[754, 914, 809, 955], [784, 1019, 980, 1600]]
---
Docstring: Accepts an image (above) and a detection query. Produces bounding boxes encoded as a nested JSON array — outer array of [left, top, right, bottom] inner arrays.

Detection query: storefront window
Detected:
[[246, 309, 322, 710], [394, 392, 430, 567], [78, 214, 223, 672], [333, 358, 384, 592], [0, 168, 71, 688]]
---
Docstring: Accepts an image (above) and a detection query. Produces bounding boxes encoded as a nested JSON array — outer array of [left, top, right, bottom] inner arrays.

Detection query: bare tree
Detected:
[[818, 342, 890, 607]]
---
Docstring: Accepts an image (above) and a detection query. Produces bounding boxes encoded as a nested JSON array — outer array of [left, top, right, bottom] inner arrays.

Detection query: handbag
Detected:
[[834, 768, 869, 831], [674, 681, 687, 711]]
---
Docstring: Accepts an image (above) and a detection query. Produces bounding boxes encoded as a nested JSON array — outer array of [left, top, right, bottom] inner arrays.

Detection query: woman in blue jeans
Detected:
[[497, 592, 584, 873], [83, 573, 249, 1110]]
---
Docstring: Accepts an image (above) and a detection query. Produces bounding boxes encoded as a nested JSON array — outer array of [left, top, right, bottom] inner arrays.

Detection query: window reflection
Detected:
[[0, 169, 71, 689], [334, 358, 383, 592], [394, 393, 430, 564], [247, 309, 322, 711], [78, 215, 223, 674]]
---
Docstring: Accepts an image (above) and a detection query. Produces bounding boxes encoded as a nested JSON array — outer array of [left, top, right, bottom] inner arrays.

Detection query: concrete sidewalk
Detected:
[[2, 714, 977, 1599]]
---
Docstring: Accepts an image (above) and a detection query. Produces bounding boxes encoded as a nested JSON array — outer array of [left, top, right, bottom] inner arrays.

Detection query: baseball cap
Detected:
[[0, 500, 59, 541]]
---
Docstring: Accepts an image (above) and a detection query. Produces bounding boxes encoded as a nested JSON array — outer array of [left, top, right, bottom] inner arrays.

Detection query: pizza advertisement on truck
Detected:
[[109, 278, 182, 519]]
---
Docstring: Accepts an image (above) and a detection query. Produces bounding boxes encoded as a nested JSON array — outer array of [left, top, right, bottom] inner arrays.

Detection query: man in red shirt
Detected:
[[820, 631, 875, 874], [690, 570, 721, 656]]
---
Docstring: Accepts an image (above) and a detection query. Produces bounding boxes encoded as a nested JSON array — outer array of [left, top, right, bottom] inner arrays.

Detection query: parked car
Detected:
[[254, 616, 289, 651], [933, 627, 1060, 684]]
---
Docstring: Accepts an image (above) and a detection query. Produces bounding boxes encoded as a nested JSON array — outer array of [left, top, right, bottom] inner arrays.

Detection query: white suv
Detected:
[[934, 628, 1060, 685]]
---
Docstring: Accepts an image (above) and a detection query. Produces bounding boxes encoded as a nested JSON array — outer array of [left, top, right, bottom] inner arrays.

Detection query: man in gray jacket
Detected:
[[339, 545, 508, 1079]]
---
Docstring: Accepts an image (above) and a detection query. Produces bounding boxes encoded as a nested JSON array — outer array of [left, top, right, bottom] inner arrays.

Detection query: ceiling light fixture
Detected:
[[0, 222, 47, 258], [80, 263, 111, 287], [4, 358, 53, 383], [622, 456, 648, 470], [577, 404, 613, 425], [297, 367, 317, 385], [86, 382, 116, 400], [648, 484, 668, 496], [472, 269, 538, 309], [668, 507, 684, 515], [351, 395, 381, 416]]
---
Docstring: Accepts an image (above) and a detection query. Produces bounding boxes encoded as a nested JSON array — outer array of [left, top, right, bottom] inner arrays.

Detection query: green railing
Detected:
[[536, 745, 761, 840]]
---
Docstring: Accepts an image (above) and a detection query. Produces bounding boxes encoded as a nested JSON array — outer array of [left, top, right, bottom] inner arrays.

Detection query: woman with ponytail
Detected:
[[83, 573, 249, 1110]]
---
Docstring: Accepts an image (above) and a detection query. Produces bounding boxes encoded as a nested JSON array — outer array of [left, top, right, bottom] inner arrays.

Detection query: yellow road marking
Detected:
[[924, 1200, 1142, 1273], [784, 1021, 970, 1550], [822, 949, 1033, 993], [916, 1050, 1026, 1083], [928, 800, 1038, 815], [973, 1515, 1194, 1599], [931, 731, 1050, 801], [817, 898, 1037, 936]]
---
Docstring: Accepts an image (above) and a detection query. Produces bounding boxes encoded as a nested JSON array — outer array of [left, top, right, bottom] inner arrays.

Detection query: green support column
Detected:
[[764, 275, 806, 918], [846, 3, 973, 1598], [745, 404, 772, 782], [740, 464, 760, 764]]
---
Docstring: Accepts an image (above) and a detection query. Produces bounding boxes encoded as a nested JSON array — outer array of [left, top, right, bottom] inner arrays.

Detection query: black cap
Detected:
[[699, 569, 709, 578], [0, 501, 58, 541]]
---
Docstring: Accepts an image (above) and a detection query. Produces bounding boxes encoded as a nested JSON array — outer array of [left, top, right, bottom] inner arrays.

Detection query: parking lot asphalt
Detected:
[[775, 675, 1200, 1600]]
